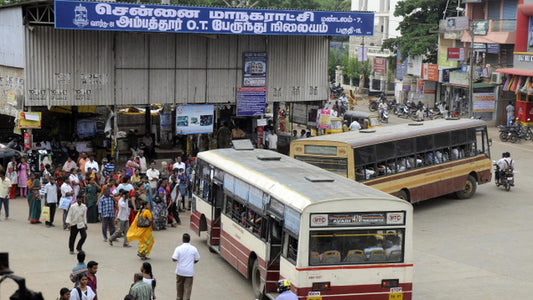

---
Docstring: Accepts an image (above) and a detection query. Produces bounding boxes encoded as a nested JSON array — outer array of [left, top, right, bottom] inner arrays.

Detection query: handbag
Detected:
[[58, 196, 72, 210], [137, 210, 151, 227], [41, 206, 50, 222]]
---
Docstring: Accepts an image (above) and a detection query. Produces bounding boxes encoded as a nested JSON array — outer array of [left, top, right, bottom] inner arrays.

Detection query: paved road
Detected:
[[1, 119, 532, 300]]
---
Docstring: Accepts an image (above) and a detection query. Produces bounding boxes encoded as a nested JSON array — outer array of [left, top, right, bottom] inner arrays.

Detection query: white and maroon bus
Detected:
[[190, 144, 413, 300]]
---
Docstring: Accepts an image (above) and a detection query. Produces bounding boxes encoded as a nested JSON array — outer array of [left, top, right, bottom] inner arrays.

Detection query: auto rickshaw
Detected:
[[343, 111, 381, 130]]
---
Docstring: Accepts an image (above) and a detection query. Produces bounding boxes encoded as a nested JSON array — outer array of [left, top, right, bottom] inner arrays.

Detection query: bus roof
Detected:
[[198, 148, 401, 212], [294, 118, 487, 148]]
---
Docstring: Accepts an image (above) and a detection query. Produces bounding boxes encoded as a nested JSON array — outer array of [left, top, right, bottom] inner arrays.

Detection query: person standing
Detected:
[[44, 176, 58, 227], [127, 201, 154, 260], [129, 273, 152, 300], [58, 287, 71, 300], [69, 273, 95, 300], [109, 190, 131, 247], [506, 102, 515, 126], [78, 152, 90, 176], [172, 233, 200, 300], [70, 251, 87, 287], [98, 187, 115, 242], [61, 176, 74, 230], [141, 262, 156, 299], [85, 178, 100, 224], [146, 162, 159, 194], [138, 151, 147, 176], [27, 172, 42, 224], [6, 156, 18, 199], [17, 157, 29, 197], [66, 196, 88, 254], [266, 130, 278, 151], [86, 261, 98, 300], [0, 170, 11, 220], [63, 156, 77, 173]]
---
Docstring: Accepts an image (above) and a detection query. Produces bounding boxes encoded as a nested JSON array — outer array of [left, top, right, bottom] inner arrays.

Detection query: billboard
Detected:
[[373, 57, 386, 74], [422, 64, 439, 82], [243, 52, 267, 87], [55, 0, 375, 36], [473, 93, 495, 112], [447, 48, 465, 61], [528, 17, 533, 52], [236, 87, 267, 116], [175, 105, 214, 135], [445, 17, 469, 31]]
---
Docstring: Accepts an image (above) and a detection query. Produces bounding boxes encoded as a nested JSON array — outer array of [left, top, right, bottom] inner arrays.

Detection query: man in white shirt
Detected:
[[173, 156, 186, 172], [84, 156, 99, 174], [0, 170, 11, 220], [349, 120, 361, 131], [109, 190, 131, 247], [44, 177, 58, 227], [266, 131, 278, 151], [66, 196, 88, 254], [172, 233, 200, 300], [146, 162, 160, 193], [138, 151, 148, 176], [60, 176, 74, 230]]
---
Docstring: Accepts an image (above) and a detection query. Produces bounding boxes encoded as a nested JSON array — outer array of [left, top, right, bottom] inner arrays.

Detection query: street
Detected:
[[1, 125, 532, 300]]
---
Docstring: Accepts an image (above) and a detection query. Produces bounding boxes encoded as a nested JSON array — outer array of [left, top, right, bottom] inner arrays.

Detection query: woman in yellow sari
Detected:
[[127, 201, 154, 260]]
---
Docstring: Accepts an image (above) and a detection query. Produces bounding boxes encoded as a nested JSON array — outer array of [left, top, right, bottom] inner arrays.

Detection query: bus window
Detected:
[[416, 135, 433, 152], [354, 145, 376, 165], [475, 127, 489, 156], [309, 230, 404, 265], [452, 129, 467, 146], [287, 235, 298, 263], [434, 132, 450, 149]]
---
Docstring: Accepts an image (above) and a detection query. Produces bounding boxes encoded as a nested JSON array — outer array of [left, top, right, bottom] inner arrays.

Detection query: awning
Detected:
[[495, 68, 533, 77]]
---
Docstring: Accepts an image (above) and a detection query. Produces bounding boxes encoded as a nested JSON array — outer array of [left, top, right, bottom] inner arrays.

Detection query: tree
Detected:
[[382, 0, 460, 63]]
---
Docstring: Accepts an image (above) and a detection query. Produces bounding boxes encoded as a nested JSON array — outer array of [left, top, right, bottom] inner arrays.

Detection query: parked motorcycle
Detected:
[[378, 102, 389, 123], [369, 93, 386, 112], [494, 162, 514, 191]]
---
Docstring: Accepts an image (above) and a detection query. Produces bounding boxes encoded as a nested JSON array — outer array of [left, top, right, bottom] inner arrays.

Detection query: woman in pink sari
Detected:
[[17, 157, 30, 197]]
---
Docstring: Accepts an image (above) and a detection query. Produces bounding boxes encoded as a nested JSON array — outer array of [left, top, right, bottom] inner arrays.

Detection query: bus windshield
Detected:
[[310, 229, 404, 265]]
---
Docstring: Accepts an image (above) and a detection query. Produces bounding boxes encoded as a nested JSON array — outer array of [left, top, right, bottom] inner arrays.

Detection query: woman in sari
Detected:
[[84, 177, 100, 223], [27, 173, 42, 224], [127, 201, 154, 260]]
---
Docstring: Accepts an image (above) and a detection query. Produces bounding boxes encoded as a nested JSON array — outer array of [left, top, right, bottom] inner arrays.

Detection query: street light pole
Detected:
[[468, 21, 475, 118]]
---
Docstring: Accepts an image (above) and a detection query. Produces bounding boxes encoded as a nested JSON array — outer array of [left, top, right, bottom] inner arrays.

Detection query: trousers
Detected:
[[46, 203, 56, 225], [101, 216, 116, 240], [109, 219, 129, 245], [69, 226, 87, 252], [176, 275, 193, 300], [0, 197, 8, 218]]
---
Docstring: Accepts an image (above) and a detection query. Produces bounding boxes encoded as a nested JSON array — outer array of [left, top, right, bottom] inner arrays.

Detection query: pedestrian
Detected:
[[152, 190, 166, 231], [61, 176, 74, 230], [177, 168, 188, 210], [86, 261, 98, 300], [109, 190, 131, 248], [6, 156, 18, 199], [66, 195, 88, 255], [98, 187, 115, 242], [85, 177, 100, 223], [129, 273, 152, 300], [27, 172, 42, 224], [70, 251, 87, 287], [274, 279, 297, 300], [63, 156, 77, 173], [69, 272, 95, 300], [58, 287, 71, 300], [44, 176, 58, 227], [17, 157, 29, 197], [506, 101, 515, 126], [172, 233, 200, 300], [0, 170, 11, 220], [146, 162, 159, 194], [127, 201, 154, 260], [266, 130, 278, 151], [78, 152, 90, 176], [141, 262, 156, 299]]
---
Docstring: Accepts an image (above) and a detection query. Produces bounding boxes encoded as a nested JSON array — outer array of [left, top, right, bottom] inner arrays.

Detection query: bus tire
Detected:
[[397, 190, 410, 202], [251, 259, 265, 299], [456, 175, 477, 199]]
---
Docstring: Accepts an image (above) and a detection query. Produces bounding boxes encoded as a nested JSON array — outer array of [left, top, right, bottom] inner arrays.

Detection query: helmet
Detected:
[[277, 279, 291, 293]]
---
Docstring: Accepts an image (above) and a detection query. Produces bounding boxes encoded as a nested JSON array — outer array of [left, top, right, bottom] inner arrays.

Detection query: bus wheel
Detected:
[[397, 190, 410, 202], [251, 260, 265, 299], [456, 175, 477, 199]]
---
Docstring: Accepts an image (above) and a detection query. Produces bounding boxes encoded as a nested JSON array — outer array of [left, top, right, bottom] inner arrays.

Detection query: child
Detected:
[[58, 287, 70, 300]]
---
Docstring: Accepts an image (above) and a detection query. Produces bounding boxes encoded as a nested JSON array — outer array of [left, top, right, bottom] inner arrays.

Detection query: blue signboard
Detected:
[[243, 52, 267, 87], [54, 0, 374, 36], [237, 87, 267, 116], [175, 105, 214, 135], [396, 46, 408, 80]]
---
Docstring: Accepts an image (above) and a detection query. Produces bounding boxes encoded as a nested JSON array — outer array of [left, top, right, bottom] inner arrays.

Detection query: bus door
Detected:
[[265, 217, 283, 292], [208, 182, 224, 247]]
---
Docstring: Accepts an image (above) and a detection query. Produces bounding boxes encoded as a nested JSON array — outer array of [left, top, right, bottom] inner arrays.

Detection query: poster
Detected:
[[473, 93, 495, 112], [529, 17, 533, 52], [18, 112, 41, 129], [316, 109, 331, 129], [243, 53, 267, 87], [237, 87, 267, 116], [373, 57, 386, 74], [77, 119, 97, 137], [175, 105, 214, 135]]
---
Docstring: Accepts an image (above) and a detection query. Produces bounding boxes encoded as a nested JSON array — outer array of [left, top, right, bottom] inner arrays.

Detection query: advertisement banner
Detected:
[[373, 57, 386, 74], [236, 87, 267, 116], [18, 112, 41, 129], [316, 109, 331, 129], [243, 52, 267, 87], [422, 64, 439, 81], [447, 48, 465, 61], [528, 17, 533, 52], [54, 0, 374, 36], [175, 105, 214, 135], [473, 93, 496, 112], [438, 52, 458, 69], [357, 47, 368, 62], [396, 46, 408, 80], [472, 21, 489, 36], [77, 119, 97, 137], [445, 16, 469, 31]]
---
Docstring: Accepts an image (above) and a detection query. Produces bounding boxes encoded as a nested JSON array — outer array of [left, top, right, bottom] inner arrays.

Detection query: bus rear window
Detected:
[[309, 229, 404, 265]]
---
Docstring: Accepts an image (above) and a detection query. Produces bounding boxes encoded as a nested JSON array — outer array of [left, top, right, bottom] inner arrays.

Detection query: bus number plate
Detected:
[[389, 293, 402, 300]]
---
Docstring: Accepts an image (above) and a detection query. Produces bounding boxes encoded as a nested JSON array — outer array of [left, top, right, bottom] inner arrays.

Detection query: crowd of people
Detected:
[[0, 150, 203, 300]]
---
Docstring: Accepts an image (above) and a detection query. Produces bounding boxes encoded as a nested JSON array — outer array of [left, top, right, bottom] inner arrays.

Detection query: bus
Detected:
[[190, 143, 413, 300], [290, 119, 492, 203]]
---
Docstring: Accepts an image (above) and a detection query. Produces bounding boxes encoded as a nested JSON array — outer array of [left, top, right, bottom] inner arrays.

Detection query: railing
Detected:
[[490, 19, 516, 33]]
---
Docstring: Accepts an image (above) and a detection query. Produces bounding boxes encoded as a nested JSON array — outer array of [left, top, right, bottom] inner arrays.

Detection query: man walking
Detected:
[[0, 170, 11, 220], [87, 260, 98, 300], [172, 233, 200, 300], [109, 190, 131, 247], [66, 196, 88, 254], [44, 177, 58, 227], [98, 187, 116, 242], [129, 273, 152, 300], [70, 251, 87, 287]]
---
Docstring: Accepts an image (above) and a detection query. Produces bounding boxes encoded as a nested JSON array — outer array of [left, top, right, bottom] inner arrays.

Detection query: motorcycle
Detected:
[[369, 93, 386, 112], [330, 82, 344, 98], [378, 103, 389, 123], [494, 162, 514, 191], [498, 124, 520, 143]]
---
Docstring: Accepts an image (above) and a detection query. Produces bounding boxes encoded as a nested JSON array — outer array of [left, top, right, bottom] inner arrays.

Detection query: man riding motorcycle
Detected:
[[495, 152, 514, 185]]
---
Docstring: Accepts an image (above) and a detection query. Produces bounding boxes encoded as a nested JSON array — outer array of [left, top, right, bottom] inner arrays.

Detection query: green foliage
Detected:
[[382, 0, 459, 63]]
